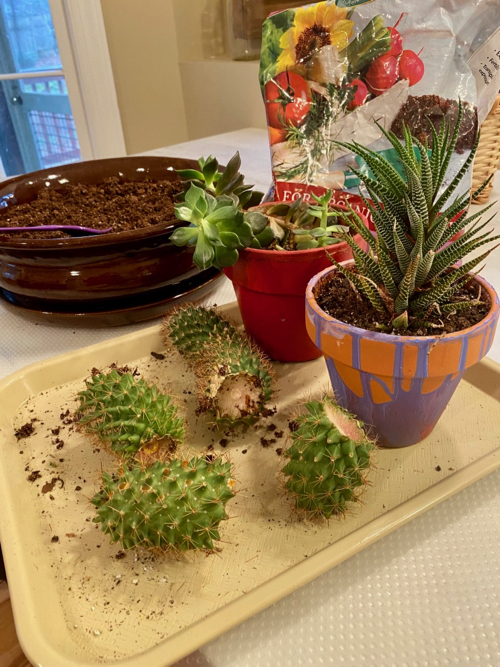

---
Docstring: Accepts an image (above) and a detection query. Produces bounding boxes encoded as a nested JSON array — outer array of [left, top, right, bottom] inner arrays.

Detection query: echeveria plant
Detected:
[[170, 186, 268, 269], [176, 152, 263, 209]]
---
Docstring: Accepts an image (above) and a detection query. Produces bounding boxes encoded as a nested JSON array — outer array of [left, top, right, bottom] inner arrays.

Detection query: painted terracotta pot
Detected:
[[306, 264, 500, 447], [224, 203, 370, 363]]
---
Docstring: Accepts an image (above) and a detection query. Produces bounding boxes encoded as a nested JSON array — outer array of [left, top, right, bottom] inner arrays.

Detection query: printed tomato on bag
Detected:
[[259, 0, 500, 207]]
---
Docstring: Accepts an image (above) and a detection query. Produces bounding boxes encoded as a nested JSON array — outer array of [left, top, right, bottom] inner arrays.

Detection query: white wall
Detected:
[[101, 0, 188, 154], [101, 0, 267, 153]]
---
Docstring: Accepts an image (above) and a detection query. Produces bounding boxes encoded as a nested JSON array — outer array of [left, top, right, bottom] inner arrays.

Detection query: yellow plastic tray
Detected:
[[1, 304, 499, 667]]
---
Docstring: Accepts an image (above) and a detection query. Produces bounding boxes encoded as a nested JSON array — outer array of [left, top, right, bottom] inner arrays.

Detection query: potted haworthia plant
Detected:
[[305, 107, 500, 447], [171, 153, 370, 362]]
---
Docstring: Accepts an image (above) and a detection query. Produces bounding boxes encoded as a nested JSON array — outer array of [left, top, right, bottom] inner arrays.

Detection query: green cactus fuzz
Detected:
[[163, 306, 274, 427], [76, 370, 185, 461], [282, 395, 376, 519], [91, 457, 236, 553]]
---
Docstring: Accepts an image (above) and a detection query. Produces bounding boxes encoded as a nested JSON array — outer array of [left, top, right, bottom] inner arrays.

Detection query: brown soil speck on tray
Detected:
[[219, 438, 228, 448], [27, 470, 41, 482], [42, 477, 64, 494], [241, 449, 248, 454], [115, 551, 126, 560], [289, 420, 299, 433], [274, 430, 284, 439], [314, 271, 491, 336], [276, 448, 283, 456], [0, 178, 183, 240], [75, 486, 82, 491], [150, 351, 166, 360], [15, 420, 36, 439], [51, 427, 60, 436], [108, 363, 138, 376], [60, 409, 72, 423], [51, 536, 59, 543], [435, 465, 442, 472], [260, 437, 272, 448]]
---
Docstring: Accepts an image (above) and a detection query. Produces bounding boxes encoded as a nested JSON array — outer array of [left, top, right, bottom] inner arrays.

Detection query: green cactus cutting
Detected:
[[282, 395, 376, 519], [91, 457, 236, 553], [329, 103, 500, 331], [163, 306, 274, 427], [76, 370, 184, 460]]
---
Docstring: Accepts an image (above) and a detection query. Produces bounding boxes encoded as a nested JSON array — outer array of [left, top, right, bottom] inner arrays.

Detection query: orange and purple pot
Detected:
[[305, 264, 500, 448]]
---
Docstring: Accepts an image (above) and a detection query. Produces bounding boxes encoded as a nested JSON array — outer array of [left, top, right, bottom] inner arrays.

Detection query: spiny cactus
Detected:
[[76, 370, 184, 460], [91, 457, 236, 553], [282, 395, 376, 519], [163, 306, 274, 427]]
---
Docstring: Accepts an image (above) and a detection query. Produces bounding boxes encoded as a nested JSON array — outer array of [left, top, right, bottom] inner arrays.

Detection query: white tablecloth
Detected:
[[1, 129, 500, 667]]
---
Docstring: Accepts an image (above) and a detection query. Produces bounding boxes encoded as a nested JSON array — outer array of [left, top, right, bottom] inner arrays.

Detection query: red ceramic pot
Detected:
[[224, 204, 370, 363]]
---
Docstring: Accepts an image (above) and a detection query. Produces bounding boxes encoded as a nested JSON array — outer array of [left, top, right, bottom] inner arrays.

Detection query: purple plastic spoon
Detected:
[[0, 224, 113, 237]]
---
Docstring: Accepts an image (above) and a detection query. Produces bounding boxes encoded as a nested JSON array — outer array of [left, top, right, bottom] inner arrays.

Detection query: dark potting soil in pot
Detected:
[[314, 271, 491, 336], [0, 178, 184, 240]]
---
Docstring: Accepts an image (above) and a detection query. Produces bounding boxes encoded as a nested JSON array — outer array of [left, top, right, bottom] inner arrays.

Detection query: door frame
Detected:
[[48, 0, 126, 160]]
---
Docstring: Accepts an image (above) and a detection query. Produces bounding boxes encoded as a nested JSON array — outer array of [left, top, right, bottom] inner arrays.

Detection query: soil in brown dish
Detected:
[[314, 271, 491, 336], [0, 177, 184, 240]]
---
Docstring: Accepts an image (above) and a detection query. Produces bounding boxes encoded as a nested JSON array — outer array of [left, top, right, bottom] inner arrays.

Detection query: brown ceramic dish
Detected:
[[0, 156, 200, 309], [0, 266, 223, 327]]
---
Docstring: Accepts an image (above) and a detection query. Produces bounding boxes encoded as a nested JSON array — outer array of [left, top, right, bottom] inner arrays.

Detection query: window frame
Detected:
[[48, 0, 126, 160]]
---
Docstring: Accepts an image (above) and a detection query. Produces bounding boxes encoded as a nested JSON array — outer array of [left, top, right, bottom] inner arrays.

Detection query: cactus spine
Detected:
[[91, 457, 236, 553], [282, 395, 376, 518], [163, 306, 274, 426], [76, 370, 184, 461]]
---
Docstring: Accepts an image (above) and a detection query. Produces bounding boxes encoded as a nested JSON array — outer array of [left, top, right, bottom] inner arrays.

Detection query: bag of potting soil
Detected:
[[259, 0, 500, 210]]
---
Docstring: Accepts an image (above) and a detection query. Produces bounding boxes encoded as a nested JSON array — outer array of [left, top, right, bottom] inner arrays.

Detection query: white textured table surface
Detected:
[[1, 129, 500, 666]]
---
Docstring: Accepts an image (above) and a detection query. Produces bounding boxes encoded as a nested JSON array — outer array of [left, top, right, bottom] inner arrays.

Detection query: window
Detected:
[[0, 0, 125, 177]]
